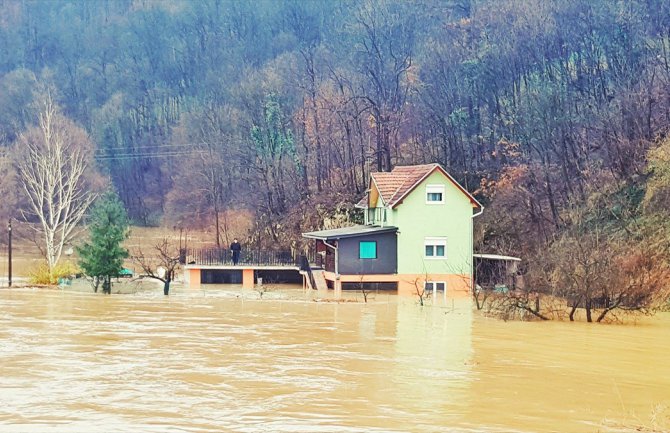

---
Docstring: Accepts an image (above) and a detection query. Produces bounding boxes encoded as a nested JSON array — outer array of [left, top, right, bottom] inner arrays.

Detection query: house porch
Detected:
[[182, 248, 310, 289]]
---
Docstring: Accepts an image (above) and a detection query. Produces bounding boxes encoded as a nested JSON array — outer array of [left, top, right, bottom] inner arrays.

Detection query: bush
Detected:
[[29, 261, 81, 285]]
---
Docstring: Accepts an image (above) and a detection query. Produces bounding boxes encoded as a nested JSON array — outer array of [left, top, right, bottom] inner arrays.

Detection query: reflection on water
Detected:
[[0, 287, 668, 433]]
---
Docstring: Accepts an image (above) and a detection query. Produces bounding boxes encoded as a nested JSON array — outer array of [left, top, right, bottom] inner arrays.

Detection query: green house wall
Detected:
[[391, 171, 473, 275]]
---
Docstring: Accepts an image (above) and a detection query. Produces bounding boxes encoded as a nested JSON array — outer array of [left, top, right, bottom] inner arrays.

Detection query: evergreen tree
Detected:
[[77, 191, 130, 294]]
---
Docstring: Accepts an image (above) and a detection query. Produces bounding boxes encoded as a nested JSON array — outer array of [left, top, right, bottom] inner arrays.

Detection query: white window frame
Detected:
[[426, 184, 445, 204], [424, 237, 447, 259], [424, 281, 447, 293]]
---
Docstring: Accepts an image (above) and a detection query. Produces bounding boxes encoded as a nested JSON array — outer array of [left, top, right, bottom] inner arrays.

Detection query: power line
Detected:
[[93, 142, 205, 155], [95, 150, 208, 161]]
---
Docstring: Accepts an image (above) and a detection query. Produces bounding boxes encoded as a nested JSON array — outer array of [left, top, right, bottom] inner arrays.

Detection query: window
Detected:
[[424, 281, 446, 293], [367, 208, 376, 224], [359, 241, 377, 259], [367, 208, 387, 224], [426, 184, 445, 204], [425, 237, 447, 258]]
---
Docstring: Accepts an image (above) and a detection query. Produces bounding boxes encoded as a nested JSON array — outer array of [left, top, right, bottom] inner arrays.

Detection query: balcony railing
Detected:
[[184, 248, 314, 267]]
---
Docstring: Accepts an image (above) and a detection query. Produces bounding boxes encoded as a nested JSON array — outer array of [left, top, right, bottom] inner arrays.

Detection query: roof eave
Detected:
[[389, 164, 483, 210], [369, 174, 387, 207], [302, 226, 398, 241]]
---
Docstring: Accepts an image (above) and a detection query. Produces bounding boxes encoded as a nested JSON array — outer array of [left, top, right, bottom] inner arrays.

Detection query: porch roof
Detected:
[[302, 225, 398, 240]]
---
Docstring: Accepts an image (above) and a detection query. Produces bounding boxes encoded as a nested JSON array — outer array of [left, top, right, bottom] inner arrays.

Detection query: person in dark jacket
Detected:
[[231, 238, 242, 265]]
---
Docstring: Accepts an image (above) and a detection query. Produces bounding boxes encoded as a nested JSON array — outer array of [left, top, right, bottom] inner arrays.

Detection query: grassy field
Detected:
[[0, 226, 217, 279]]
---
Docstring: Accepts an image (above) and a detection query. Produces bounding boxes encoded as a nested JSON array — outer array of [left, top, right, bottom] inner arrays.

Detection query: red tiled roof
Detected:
[[355, 195, 368, 208], [371, 164, 439, 206], [365, 163, 481, 209], [388, 164, 442, 206], [371, 172, 404, 205]]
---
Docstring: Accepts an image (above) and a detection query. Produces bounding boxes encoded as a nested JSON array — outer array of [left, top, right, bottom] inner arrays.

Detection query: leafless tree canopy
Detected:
[[133, 237, 181, 295], [14, 95, 97, 274]]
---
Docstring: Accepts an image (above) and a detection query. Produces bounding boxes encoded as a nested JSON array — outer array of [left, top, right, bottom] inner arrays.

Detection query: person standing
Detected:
[[231, 238, 242, 265]]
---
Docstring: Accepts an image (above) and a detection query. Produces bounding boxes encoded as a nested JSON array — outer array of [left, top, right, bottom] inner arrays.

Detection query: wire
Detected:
[[94, 142, 206, 155], [95, 150, 208, 161]]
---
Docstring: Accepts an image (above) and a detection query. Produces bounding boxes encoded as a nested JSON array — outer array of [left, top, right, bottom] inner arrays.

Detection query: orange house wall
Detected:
[[186, 267, 255, 289], [323, 271, 471, 297], [242, 268, 254, 289], [187, 268, 201, 289]]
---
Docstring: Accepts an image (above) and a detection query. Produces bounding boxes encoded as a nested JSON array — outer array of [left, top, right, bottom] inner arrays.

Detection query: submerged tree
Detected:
[[528, 185, 670, 322], [546, 229, 668, 322], [77, 191, 130, 294], [133, 238, 181, 296]]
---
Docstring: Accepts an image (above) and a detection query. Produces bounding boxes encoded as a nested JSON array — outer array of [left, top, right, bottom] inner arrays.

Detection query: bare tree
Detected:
[[165, 105, 238, 247], [546, 229, 668, 323], [14, 95, 97, 279], [351, 0, 416, 172], [0, 148, 21, 226], [353, 275, 373, 303], [412, 275, 428, 306], [133, 238, 180, 296], [472, 284, 492, 311], [482, 290, 551, 321]]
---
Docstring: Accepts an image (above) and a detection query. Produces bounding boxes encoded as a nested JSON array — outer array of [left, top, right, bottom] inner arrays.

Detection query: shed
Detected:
[[473, 253, 522, 290]]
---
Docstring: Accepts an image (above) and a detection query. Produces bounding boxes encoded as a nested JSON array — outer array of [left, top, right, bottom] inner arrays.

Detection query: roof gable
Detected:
[[367, 163, 481, 209], [368, 179, 382, 207]]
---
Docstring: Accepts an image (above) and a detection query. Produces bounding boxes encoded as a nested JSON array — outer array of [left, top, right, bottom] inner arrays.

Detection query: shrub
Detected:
[[29, 261, 81, 285]]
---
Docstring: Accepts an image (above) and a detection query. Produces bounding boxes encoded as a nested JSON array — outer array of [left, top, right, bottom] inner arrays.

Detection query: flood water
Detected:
[[1, 287, 668, 433]]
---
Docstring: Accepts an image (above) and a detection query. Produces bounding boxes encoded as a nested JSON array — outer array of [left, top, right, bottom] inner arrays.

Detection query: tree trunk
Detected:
[[310, 92, 324, 192], [473, 290, 482, 310], [568, 303, 578, 321], [102, 275, 111, 294], [596, 309, 609, 323], [163, 279, 170, 296], [596, 302, 620, 322], [214, 200, 221, 249]]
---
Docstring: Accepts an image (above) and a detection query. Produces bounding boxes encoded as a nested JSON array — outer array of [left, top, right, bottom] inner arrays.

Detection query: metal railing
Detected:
[[185, 248, 314, 268]]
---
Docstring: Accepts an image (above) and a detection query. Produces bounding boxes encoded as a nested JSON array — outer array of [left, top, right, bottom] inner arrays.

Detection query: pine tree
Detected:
[[77, 191, 129, 294]]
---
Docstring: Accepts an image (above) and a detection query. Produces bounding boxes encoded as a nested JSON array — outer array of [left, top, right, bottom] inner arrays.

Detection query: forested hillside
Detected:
[[1, 0, 669, 300]]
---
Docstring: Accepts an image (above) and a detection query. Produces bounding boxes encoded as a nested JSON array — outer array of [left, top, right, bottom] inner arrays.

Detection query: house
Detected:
[[302, 163, 483, 297]]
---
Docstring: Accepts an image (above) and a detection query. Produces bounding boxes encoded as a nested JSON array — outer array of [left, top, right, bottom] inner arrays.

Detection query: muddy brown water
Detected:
[[0, 287, 668, 433]]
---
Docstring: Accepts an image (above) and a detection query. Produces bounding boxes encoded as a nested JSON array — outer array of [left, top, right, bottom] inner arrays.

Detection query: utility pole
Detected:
[[7, 219, 12, 288]]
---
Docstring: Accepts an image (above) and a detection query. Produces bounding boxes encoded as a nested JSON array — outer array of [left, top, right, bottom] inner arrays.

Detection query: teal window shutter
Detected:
[[359, 241, 377, 259]]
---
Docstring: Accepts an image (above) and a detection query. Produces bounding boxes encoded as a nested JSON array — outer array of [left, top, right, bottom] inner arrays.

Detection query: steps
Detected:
[[301, 267, 329, 291], [311, 269, 328, 291]]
